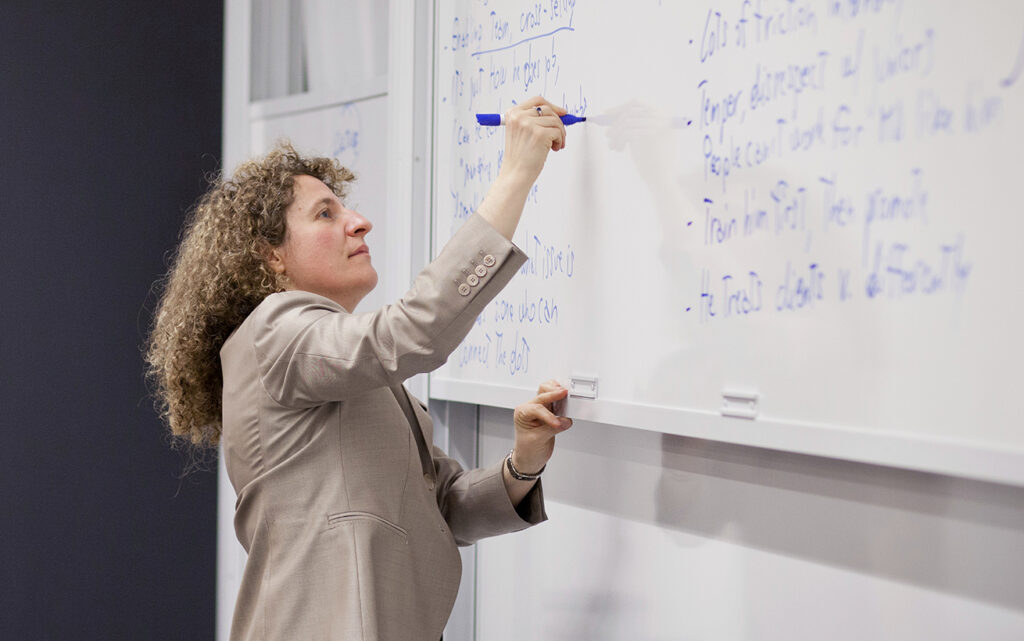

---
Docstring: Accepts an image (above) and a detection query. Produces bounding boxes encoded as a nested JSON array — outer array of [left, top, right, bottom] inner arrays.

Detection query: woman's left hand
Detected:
[[511, 380, 573, 474]]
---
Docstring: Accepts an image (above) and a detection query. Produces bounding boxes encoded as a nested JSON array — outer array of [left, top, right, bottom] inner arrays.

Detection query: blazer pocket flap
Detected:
[[327, 511, 408, 542]]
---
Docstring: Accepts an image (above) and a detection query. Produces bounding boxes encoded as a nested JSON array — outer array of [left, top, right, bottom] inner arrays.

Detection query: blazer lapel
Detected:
[[392, 385, 434, 479]]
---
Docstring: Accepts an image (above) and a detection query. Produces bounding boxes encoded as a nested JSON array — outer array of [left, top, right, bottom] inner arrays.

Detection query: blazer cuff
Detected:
[[436, 212, 528, 306], [445, 457, 548, 546], [477, 458, 548, 531]]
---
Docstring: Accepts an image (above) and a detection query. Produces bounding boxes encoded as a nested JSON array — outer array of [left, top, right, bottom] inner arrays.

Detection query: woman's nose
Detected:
[[345, 209, 372, 236]]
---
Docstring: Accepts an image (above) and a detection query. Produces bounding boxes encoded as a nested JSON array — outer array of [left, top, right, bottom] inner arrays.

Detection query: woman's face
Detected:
[[267, 174, 378, 311]]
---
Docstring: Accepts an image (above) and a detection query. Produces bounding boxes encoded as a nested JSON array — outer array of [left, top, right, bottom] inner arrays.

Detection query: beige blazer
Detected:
[[220, 214, 544, 641]]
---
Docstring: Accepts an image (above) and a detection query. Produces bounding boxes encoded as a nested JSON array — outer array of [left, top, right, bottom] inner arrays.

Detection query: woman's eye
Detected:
[[317, 209, 331, 219]]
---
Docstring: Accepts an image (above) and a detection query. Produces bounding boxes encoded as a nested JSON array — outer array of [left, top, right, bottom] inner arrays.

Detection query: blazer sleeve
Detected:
[[250, 213, 528, 407], [432, 446, 547, 546]]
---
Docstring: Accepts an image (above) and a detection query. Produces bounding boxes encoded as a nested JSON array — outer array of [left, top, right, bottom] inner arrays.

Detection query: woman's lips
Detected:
[[349, 245, 370, 257]]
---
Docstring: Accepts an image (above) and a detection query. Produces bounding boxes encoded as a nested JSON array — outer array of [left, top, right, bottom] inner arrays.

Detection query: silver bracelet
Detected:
[[505, 450, 545, 481]]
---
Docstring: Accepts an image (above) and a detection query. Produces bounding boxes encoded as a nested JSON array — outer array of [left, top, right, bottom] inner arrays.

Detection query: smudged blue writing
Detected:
[[819, 174, 856, 232], [332, 129, 360, 160], [1001, 29, 1024, 87], [873, 29, 936, 86], [916, 89, 955, 138], [964, 82, 1004, 135], [865, 236, 972, 300], [863, 169, 928, 265], [776, 261, 826, 312], [824, 0, 900, 23]]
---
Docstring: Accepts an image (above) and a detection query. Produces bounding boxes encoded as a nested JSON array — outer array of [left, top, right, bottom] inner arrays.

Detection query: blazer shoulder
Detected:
[[247, 290, 346, 341], [253, 290, 348, 321], [220, 291, 345, 366]]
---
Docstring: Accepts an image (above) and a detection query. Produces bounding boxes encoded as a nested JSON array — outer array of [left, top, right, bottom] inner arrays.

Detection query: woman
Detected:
[[146, 96, 574, 640]]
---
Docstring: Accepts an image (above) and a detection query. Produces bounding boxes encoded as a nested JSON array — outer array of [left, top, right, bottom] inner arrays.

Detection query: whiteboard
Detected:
[[429, 0, 1024, 485]]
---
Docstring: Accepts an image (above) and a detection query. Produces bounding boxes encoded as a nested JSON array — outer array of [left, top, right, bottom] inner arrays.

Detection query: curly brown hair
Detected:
[[145, 142, 355, 447]]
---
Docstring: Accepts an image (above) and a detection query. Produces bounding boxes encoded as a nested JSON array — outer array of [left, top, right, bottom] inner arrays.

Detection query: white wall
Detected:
[[473, 405, 1024, 641]]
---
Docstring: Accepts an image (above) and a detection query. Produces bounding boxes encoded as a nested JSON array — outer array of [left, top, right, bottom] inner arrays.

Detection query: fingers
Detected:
[[516, 402, 573, 430], [499, 97, 570, 183], [533, 105, 567, 150], [540, 113, 567, 151], [511, 98, 569, 151], [509, 100, 566, 121], [516, 380, 572, 429], [537, 379, 563, 395], [535, 387, 568, 407], [535, 380, 568, 413], [521, 95, 568, 115]]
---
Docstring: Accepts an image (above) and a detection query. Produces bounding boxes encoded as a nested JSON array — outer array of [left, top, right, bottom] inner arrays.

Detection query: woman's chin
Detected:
[[364, 268, 379, 292], [350, 270, 379, 306]]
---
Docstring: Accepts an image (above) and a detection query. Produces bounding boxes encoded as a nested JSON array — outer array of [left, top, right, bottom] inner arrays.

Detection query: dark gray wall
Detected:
[[1, 3, 222, 639]]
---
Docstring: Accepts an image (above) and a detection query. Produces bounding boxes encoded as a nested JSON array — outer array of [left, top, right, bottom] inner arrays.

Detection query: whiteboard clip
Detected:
[[570, 375, 599, 400], [721, 389, 758, 420]]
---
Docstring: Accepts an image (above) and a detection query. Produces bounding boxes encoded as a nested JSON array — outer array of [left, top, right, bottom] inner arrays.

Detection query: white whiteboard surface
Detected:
[[429, 0, 1024, 485]]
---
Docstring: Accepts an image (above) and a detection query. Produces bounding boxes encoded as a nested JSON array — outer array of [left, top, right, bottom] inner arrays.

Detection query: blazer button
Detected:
[[482, 254, 496, 267], [458, 283, 471, 296], [474, 264, 487, 278], [467, 274, 479, 287]]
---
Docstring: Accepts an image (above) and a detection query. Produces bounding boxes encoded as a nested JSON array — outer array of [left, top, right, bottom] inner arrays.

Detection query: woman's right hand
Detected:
[[477, 96, 569, 240], [499, 96, 568, 186]]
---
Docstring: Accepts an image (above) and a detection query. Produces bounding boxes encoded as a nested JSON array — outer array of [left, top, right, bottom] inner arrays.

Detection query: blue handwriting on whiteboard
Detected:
[[491, 290, 560, 326], [723, 271, 765, 317], [519, 234, 576, 280], [456, 333, 491, 368], [873, 29, 935, 85], [862, 169, 928, 264], [495, 330, 531, 376], [1002, 29, 1024, 87], [701, 2, 819, 65], [865, 236, 971, 299], [824, 0, 899, 23], [776, 261, 825, 312]]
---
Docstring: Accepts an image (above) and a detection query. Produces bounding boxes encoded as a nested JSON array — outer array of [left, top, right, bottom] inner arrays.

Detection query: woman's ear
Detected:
[[264, 242, 287, 276]]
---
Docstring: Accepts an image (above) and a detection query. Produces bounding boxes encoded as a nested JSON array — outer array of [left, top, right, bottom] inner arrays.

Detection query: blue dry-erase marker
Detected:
[[476, 113, 587, 126]]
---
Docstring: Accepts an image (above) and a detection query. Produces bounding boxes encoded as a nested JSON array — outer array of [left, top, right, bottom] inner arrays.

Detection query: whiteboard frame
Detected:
[[430, 378, 1024, 488], [249, 75, 388, 119]]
